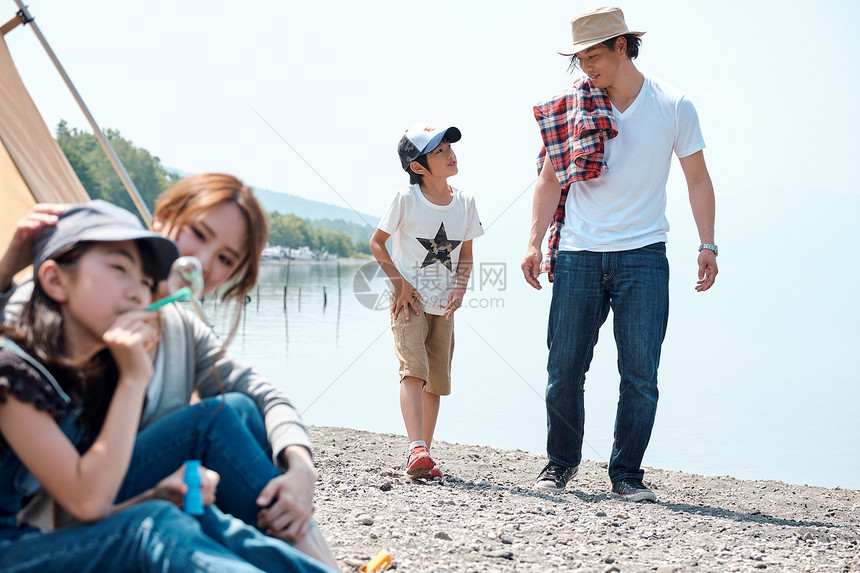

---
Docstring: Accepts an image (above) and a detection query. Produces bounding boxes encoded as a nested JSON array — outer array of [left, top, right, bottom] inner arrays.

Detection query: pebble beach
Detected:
[[309, 426, 859, 573]]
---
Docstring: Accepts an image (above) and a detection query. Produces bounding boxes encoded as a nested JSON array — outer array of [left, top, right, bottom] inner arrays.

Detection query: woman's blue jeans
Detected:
[[0, 501, 331, 572], [116, 393, 279, 527], [546, 245, 669, 483]]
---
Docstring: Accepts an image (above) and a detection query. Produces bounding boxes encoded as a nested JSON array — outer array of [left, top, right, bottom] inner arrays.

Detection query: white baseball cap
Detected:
[[397, 123, 462, 170]]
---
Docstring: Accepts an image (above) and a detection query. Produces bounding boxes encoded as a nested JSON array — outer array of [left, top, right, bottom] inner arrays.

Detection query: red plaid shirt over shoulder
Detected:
[[534, 78, 617, 281]]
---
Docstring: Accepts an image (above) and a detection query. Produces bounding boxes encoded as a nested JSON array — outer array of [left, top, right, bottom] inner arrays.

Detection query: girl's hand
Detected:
[[152, 465, 220, 509], [393, 282, 422, 321], [102, 310, 158, 387], [0, 204, 67, 290]]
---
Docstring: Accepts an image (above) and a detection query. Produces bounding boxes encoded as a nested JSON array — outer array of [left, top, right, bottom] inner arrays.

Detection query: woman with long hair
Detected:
[[0, 201, 333, 572], [0, 174, 335, 567]]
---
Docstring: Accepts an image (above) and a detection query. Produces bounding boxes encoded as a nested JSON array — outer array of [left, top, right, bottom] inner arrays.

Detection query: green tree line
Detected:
[[56, 121, 178, 215], [267, 212, 371, 257], [56, 123, 368, 257]]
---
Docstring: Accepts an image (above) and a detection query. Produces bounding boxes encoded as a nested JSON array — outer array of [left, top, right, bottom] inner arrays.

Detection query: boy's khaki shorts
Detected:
[[389, 294, 454, 396]]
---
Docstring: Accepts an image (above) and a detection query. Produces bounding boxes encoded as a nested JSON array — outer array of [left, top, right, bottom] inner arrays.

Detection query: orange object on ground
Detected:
[[358, 549, 391, 572]]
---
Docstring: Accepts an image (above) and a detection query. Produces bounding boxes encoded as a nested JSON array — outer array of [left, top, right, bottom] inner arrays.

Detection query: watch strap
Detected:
[[698, 243, 718, 256]]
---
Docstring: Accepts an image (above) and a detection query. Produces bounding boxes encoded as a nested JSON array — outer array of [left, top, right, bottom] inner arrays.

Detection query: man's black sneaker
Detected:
[[533, 462, 578, 492], [610, 478, 657, 502]]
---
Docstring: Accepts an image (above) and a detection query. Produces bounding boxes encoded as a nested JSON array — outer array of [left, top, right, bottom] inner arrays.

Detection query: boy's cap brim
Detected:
[[398, 124, 462, 170], [33, 200, 179, 282]]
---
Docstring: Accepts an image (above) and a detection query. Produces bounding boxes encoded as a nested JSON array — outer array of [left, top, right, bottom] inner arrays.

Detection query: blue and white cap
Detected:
[[397, 123, 461, 170]]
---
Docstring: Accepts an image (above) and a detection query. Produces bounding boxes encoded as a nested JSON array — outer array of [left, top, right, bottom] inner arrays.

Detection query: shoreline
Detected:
[[260, 257, 369, 266], [309, 425, 859, 573]]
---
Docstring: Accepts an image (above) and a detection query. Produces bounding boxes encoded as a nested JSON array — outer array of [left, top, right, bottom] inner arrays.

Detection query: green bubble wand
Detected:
[[146, 256, 204, 311]]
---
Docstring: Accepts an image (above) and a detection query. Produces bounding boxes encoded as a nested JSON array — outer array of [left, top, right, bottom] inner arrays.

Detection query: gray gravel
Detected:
[[309, 426, 859, 573]]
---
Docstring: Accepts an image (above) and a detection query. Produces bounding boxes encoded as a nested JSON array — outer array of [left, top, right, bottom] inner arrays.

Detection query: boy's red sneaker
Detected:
[[405, 445, 435, 479], [428, 464, 443, 479]]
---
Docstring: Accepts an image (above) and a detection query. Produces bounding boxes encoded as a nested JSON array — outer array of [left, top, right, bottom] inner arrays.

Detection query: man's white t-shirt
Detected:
[[377, 184, 483, 315], [559, 75, 706, 252]]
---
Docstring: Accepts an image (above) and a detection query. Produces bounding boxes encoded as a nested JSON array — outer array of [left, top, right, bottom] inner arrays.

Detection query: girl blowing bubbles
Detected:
[[0, 175, 335, 567], [0, 201, 333, 572]]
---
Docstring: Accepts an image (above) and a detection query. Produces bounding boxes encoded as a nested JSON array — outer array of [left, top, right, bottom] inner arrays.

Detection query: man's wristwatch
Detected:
[[698, 243, 718, 256]]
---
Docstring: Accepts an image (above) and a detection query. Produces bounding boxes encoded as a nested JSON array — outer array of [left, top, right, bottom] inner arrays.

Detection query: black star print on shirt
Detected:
[[416, 223, 461, 271]]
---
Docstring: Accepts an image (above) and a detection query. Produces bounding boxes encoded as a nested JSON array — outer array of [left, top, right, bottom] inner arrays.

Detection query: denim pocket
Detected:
[[639, 242, 667, 256]]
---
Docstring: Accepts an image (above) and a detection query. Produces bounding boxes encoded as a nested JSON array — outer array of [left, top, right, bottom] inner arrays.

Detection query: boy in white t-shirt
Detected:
[[369, 123, 483, 479]]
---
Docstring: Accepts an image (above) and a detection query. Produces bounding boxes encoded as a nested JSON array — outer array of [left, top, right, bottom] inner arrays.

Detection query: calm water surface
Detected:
[[199, 260, 860, 490]]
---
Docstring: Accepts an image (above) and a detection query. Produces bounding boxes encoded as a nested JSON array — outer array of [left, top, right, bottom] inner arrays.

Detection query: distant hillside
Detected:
[[253, 187, 378, 229], [308, 217, 374, 248], [160, 168, 376, 255]]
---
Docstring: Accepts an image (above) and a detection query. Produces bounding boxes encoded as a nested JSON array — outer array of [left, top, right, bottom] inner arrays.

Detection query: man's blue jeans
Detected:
[[0, 501, 331, 572], [546, 244, 669, 483]]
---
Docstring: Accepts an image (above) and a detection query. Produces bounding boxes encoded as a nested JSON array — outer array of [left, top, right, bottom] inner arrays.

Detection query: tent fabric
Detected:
[[0, 33, 89, 253], [0, 136, 35, 250]]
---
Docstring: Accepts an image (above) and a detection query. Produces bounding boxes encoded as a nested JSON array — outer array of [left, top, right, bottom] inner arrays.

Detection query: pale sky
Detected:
[[4, 0, 860, 487], [6, 1, 858, 215], [7, 0, 860, 274]]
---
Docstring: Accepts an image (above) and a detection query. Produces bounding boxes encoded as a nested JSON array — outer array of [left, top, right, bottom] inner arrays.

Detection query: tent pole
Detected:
[[12, 0, 152, 227], [11, 2, 211, 325], [1, 11, 24, 35]]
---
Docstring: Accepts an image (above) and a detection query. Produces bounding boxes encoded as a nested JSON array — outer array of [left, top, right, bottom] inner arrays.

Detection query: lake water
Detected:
[[199, 258, 860, 491]]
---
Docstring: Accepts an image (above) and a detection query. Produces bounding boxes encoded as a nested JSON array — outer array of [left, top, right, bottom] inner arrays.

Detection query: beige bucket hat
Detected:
[[558, 6, 645, 56]]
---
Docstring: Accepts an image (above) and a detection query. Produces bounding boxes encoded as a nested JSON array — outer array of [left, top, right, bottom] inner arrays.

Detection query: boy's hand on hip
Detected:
[[393, 283, 422, 321]]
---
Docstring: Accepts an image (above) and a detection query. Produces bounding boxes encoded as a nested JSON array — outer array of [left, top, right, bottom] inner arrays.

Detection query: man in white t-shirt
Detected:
[[521, 6, 718, 502], [370, 123, 483, 480]]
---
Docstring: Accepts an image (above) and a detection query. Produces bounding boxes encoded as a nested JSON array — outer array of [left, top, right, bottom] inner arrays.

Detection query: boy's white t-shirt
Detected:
[[377, 184, 483, 315], [559, 75, 706, 252]]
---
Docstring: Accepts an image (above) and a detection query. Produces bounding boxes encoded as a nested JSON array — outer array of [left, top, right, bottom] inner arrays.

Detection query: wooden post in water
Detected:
[[284, 258, 291, 311], [241, 296, 247, 337], [336, 261, 342, 307], [298, 287, 302, 312], [323, 286, 327, 309]]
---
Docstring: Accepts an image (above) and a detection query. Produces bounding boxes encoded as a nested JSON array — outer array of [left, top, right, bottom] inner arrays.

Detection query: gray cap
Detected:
[[33, 200, 179, 282]]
